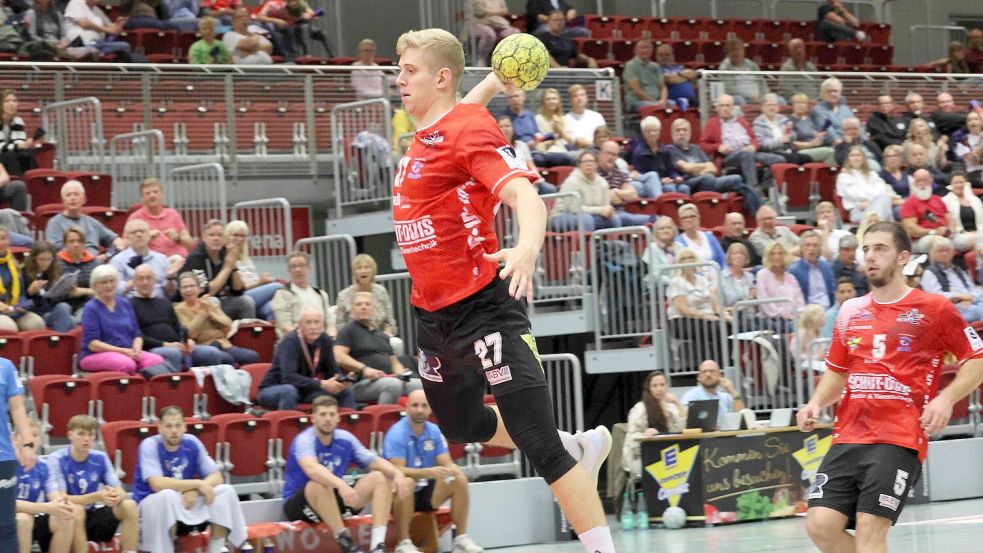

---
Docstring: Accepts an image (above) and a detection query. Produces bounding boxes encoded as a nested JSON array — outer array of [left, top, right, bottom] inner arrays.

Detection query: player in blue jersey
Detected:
[[14, 419, 78, 553], [383, 389, 482, 553], [133, 406, 247, 553], [282, 395, 413, 553], [0, 355, 36, 552], [46, 415, 139, 553]]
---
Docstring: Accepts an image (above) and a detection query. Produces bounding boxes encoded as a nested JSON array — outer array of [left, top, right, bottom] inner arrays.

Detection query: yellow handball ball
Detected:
[[491, 33, 550, 91]]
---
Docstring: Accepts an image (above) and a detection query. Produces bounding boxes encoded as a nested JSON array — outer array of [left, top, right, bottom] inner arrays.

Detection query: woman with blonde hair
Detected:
[[719, 241, 755, 308], [835, 145, 896, 223], [335, 253, 403, 355], [666, 248, 730, 364], [224, 220, 282, 320], [755, 241, 805, 332], [534, 87, 574, 159], [793, 304, 826, 359], [903, 118, 948, 170]]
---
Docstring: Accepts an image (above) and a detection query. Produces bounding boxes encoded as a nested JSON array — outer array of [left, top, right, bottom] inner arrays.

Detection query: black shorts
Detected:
[[414, 480, 437, 512], [283, 487, 362, 524], [32, 514, 53, 553], [85, 506, 121, 543], [175, 520, 210, 536], [808, 443, 922, 526]]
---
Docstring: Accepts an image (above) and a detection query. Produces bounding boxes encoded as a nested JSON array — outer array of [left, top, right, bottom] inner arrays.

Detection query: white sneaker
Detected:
[[576, 425, 612, 487], [453, 535, 485, 553], [395, 539, 422, 553]]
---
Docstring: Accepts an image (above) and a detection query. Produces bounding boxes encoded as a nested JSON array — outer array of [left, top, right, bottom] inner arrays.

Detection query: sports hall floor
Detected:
[[493, 498, 983, 552]]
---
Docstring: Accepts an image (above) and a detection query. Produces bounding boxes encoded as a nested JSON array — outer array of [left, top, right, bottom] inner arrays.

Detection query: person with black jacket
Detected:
[[177, 219, 255, 320], [866, 95, 908, 150]]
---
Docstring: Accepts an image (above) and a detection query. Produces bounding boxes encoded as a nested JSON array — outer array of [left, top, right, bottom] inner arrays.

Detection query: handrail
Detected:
[[660, 0, 767, 18], [909, 25, 967, 66], [770, 0, 878, 20]]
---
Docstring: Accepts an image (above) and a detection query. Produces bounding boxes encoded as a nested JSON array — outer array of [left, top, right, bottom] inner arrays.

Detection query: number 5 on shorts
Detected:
[[893, 469, 909, 496], [474, 332, 502, 368]]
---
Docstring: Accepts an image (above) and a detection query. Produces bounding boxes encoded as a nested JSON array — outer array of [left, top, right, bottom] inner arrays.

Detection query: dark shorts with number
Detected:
[[808, 443, 922, 526], [283, 488, 363, 524], [32, 514, 53, 552], [415, 277, 576, 484], [86, 506, 121, 543]]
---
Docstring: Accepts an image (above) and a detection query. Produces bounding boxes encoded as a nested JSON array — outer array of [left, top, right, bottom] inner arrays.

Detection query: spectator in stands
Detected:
[[966, 28, 983, 73], [0, 226, 43, 333], [789, 93, 835, 164], [833, 116, 883, 172], [258, 307, 354, 410], [333, 292, 421, 406], [813, 201, 849, 261], [163, 0, 200, 32], [901, 168, 974, 253], [179, 219, 255, 320], [866, 95, 908, 151], [23, 0, 70, 59], [750, 205, 800, 257], [501, 89, 538, 146], [667, 249, 731, 362], [200, 0, 240, 22], [14, 418, 78, 553], [675, 203, 725, 268], [189, 16, 231, 64], [536, 10, 596, 69], [525, 0, 587, 37], [904, 143, 948, 192], [822, 276, 857, 338], [593, 125, 618, 152], [550, 150, 624, 231], [789, 230, 835, 309], [831, 234, 867, 296], [718, 38, 768, 106], [701, 94, 783, 192], [254, 0, 316, 61], [902, 92, 938, 138], [623, 38, 667, 112], [681, 360, 743, 427], [63, 0, 136, 59], [55, 226, 97, 319], [719, 242, 756, 309], [753, 93, 812, 164], [0, 90, 38, 179], [110, 219, 180, 299], [534, 88, 574, 162], [133, 405, 247, 553], [596, 140, 653, 226], [815, 0, 865, 43], [565, 84, 606, 148], [384, 389, 484, 553], [46, 415, 139, 553], [335, 254, 401, 351], [224, 220, 281, 321], [223, 6, 274, 65], [280, 395, 412, 553], [622, 371, 685, 479], [668, 118, 765, 215], [128, 178, 196, 260], [45, 180, 126, 261], [810, 77, 854, 144], [22, 240, 76, 332], [941, 41, 970, 74], [755, 240, 805, 329], [836, 145, 896, 223], [630, 116, 689, 197], [174, 271, 260, 366], [123, 0, 178, 31], [921, 237, 983, 322], [905, 255, 925, 289], [131, 264, 236, 372], [778, 38, 819, 99], [79, 264, 171, 377], [953, 111, 983, 185], [642, 216, 678, 284], [792, 304, 825, 363], [272, 251, 333, 338], [721, 212, 762, 266], [880, 144, 913, 198], [498, 116, 557, 195], [904, 118, 948, 170], [655, 43, 698, 108], [473, 0, 519, 67], [932, 92, 968, 138], [942, 170, 983, 242]]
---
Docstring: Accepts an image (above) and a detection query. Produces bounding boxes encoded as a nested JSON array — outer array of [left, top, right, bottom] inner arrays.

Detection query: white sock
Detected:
[[578, 525, 615, 553], [559, 430, 582, 460], [207, 537, 225, 553], [371, 524, 387, 549], [454, 533, 471, 543]]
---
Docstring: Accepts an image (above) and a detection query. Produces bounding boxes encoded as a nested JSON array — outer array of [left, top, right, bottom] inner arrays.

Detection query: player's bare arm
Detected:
[[485, 178, 547, 302], [461, 71, 509, 106], [797, 370, 848, 432], [921, 357, 983, 434]]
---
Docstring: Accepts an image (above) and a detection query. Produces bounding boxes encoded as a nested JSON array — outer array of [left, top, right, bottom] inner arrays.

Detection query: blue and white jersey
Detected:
[[282, 427, 375, 500], [132, 435, 219, 503], [47, 448, 120, 509], [382, 418, 448, 470], [17, 457, 57, 503], [0, 359, 24, 462]]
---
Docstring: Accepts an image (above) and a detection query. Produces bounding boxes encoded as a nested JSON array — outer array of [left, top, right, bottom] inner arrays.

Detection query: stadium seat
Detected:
[[760, 20, 785, 43], [669, 40, 698, 63], [23, 330, 77, 378], [545, 166, 574, 186], [262, 410, 310, 480], [860, 22, 891, 45], [752, 41, 783, 65], [646, 18, 672, 40], [611, 40, 636, 63], [147, 372, 199, 421], [841, 43, 866, 65], [361, 403, 406, 451], [241, 363, 271, 403], [230, 321, 277, 363], [585, 15, 620, 38], [538, 232, 588, 294], [698, 40, 726, 64], [808, 163, 839, 204], [614, 16, 647, 40], [674, 18, 708, 41], [337, 410, 373, 450], [64, 171, 112, 207], [138, 29, 178, 56], [865, 44, 894, 66], [81, 206, 128, 237], [731, 19, 761, 43], [0, 334, 25, 375], [507, 13, 525, 30], [692, 191, 728, 228], [185, 419, 221, 466], [212, 414, 275, 491], [24, 169, 69, 210], [199, 371, 247, 419], [813, 42, 839, 65], [785, 20, 813, 41], [654, 192, 691, 224], [704, 19, 730, 41], [575, 38, 611, 61], [86, 372, 148, 424], [28, 375, 93, 442], [773, 163, 813, 214], [101, 421, 156, 484]]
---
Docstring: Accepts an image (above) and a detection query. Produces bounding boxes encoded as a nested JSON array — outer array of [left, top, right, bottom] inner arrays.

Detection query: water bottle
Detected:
[[635, 491, 650, 530], [239, 542, 253, 552], [262, 538, 275, 553], [619, 491, 635, 531]]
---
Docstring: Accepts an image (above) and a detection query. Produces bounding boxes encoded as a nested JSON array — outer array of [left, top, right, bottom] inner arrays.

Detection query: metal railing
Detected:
[[166, 163, 227, 239], [331, 98, 394, 217], [293, 234, 357, 303], [231, 198, 293, 279], [591, 227, 657, 350], [375, 272, 417, 356], [109, 129, 166, 210], [730, 297, 797, 412], [653, 261, 729, 378], [537, 193, 591, 305], [798, 337, 831, 407], [909, 25, 967, 66], [41, 96, 104, 171]]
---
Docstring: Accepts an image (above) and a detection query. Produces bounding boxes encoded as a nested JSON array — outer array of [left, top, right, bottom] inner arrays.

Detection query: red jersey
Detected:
[[826, 288, 983, 460], [898, 195, 948, 230], [392, 103, 537, 311]]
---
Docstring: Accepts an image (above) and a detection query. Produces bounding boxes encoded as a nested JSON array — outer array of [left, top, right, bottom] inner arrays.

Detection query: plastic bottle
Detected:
[[262, 538, 275, 553], [620, 491, 635, 531], [635, 491, 649, 530]]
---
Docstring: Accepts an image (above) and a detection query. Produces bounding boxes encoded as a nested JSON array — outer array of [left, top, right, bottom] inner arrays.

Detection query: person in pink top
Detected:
[[755, 240, 806, 333], [127, 178, 196, 260]]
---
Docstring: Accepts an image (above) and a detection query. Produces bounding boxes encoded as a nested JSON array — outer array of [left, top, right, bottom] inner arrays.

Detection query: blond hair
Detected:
[[224, 220, 252, 265], [396, 29, 465, 89], [764, 241, 792, 272]]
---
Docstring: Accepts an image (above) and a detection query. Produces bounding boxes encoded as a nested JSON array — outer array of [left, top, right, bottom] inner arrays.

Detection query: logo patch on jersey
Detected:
[[420, 131, 443, 147], [853, 309, 875, 321], [485, 365, 512, 385], [395, 216, 437, 254], [408, 159, 425, 180], [496, 145, 528, 171], [898, 334, 914, 353], [878, 494, 900, 511], [896, 309, 924, 325], [418, 350, 443, 383], [964, 326, 983, 351], [809, 473, 829, 499], [847, 336, 862, 350]]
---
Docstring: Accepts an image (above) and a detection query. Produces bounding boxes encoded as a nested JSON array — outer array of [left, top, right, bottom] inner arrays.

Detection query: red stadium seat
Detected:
[[614, 17, 648, 40], [23, 331, 77, 378], [507, 14, 525, 31], [185, 419, 220, 461], [575, 38, 611, 61], [813, 42, 839, 65], [752, 41, 783, 65], [230, 321, 276, 363], [731, 19, 761, 43], [337, 410, 373, 449], [669, 40, 698, 63], [539, 232, 588, 291], [361, 404, 406, 451], [865, 44, 893, 66], [81, 206, 128, 237], [545, 166, 574, 186], [773, 164, 813, 213], [698, 39, 726, 64], [611, 40, 636, 63], [585, 15, 621, 38], [147, 372, 199, 421], [808, 163, 839, 204], [137, 29, 178, 55], [647, 18, 672, 40], [654, 192, 691, 225], [674, 18, 708, 41], [29, 375, 93, 441], [760, 20, 785, 43], [86, 372, 148, 424], [785, 20, 813, 41], [240, 363, 271, 403], [841, 43, 866, 65], [212, 414, 275, 482], [199, 372, 246, 419], [704, 19, 730, 41], [692, 191, 728, 228], [262, 410, 311, 477], [860, 22, 891, 45], [101, 421, 156, 484], [0, 335, 25, 374], [64, 171, 112, 207], [24, 169, 69, 210]]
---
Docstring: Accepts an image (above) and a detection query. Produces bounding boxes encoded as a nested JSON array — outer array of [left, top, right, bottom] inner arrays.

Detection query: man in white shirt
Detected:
[[564, 84, 606, 149], [271, 251, 334, 337], [64, 0, 134, 58], [222, 7, 273, 65]]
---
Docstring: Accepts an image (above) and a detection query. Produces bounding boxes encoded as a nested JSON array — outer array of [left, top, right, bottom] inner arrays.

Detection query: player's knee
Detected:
[[854, 514, 891, 545], [51, 512, 73, 533], [120, 499, 139, 519], [304, 479, 330, 501], [805, 512, 840, 545], [15, 512, 32, 532], [73, 505, 86, 523], [442, 405, 497, 444]]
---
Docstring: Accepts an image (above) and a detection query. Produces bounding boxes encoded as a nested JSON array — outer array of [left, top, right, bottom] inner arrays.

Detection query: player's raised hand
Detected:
[[920, 396, 953, 436], [484, 243, 538, 302], [796, 404, 821, 432]]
